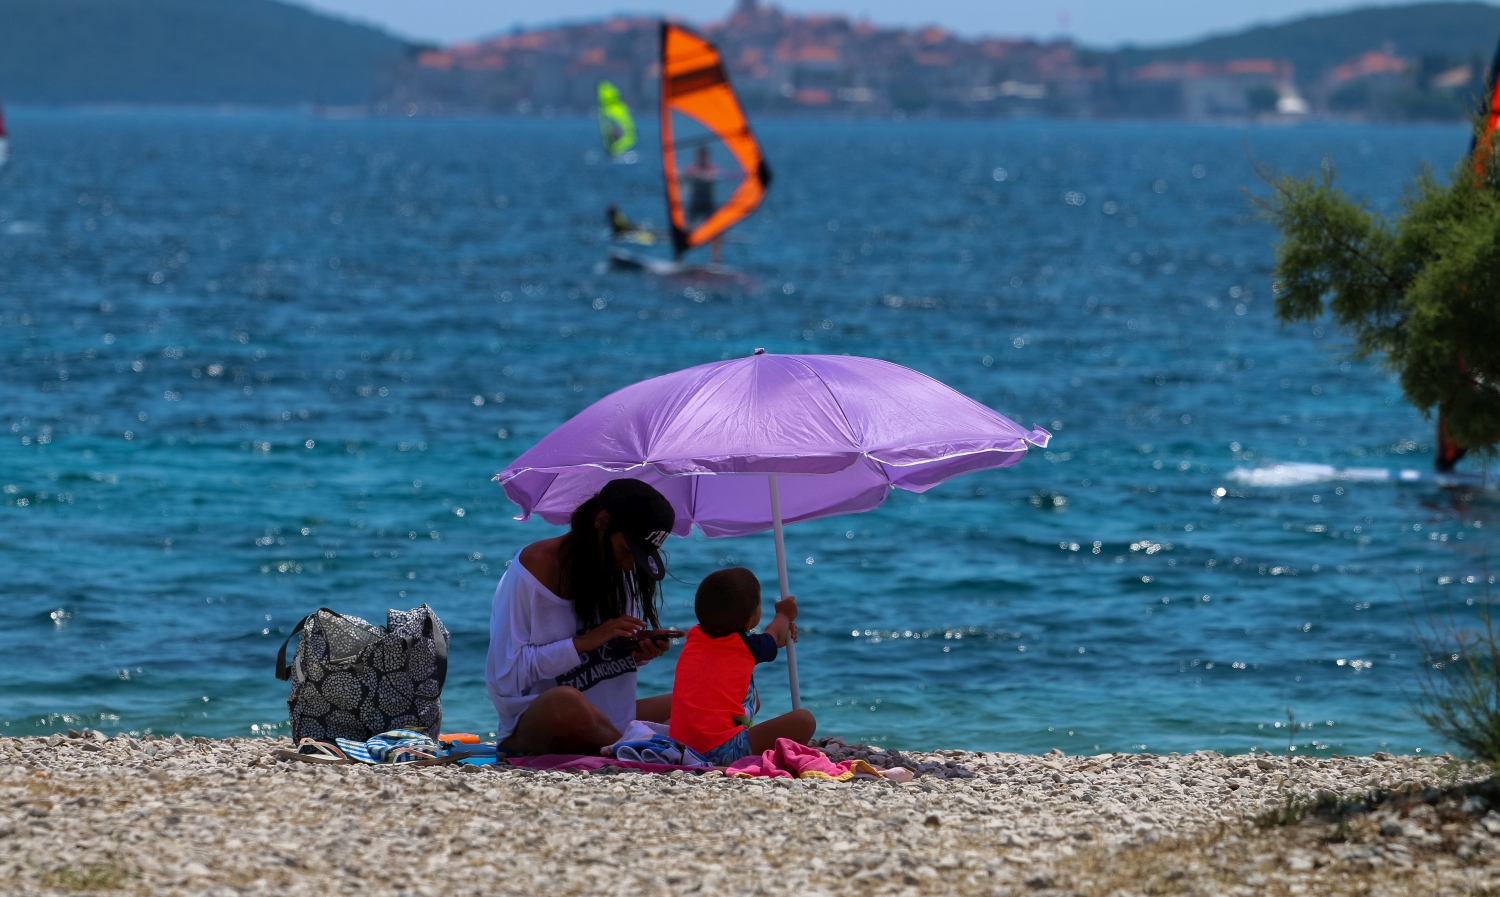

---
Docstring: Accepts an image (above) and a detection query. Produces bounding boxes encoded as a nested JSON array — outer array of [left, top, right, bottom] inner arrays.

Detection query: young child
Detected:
[[670, 567, 817, 765]]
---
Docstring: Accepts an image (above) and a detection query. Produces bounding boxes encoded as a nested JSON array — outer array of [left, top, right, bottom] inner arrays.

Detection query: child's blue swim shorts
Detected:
[[701, 728, 752, 766]]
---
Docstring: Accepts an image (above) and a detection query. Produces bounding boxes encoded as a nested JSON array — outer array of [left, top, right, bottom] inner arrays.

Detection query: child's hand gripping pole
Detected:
[[766, 595, 798, 647]]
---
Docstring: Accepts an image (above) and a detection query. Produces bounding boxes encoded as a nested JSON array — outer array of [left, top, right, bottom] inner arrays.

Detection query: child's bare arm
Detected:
[[764, 596, 798, 648]]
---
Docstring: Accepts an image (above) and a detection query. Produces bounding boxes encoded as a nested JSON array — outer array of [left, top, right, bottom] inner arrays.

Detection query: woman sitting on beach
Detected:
[[485, 478, 678, 755]]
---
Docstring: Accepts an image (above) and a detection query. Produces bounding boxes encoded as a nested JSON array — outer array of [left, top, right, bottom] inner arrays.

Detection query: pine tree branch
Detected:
[[1248, 165, 1404, 293]]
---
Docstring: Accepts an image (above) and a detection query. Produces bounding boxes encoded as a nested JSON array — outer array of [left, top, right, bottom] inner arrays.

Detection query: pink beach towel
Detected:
[[725, 738, 884, 781]]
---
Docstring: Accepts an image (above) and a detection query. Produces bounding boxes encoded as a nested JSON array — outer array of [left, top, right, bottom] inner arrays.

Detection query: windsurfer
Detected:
[[606, 205, 656, 245], [683, 146, 723, 263], [650, 23, 769, 267], [597, 81, 637, 159]]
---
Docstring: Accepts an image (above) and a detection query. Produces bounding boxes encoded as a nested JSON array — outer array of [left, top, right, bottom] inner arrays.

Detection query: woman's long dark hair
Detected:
[[557, 494, 662, 630]]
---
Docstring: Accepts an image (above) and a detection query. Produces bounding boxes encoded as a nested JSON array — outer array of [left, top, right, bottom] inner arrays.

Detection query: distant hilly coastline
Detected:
[[0, 0, 1497, 117], [0, 0, 412, 105], [396, 0, 1500, 120], [1102, 2, 1500, 84]]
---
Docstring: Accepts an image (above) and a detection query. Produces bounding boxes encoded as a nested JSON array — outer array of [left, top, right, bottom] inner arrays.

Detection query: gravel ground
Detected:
[[0, 733, 1489, 896]]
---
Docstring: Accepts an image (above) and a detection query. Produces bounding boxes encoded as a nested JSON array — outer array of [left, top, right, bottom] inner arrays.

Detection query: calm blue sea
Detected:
[[1, 110, 1495, 755]]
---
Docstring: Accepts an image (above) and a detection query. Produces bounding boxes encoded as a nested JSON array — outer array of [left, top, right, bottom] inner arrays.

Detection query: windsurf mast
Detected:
[[659, 21, 771, 259], [597, 81, 636, 157]]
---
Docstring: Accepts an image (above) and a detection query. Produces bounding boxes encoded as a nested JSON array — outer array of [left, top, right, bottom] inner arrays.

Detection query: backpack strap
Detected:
[[424, 612, 449, 689], [275, 608, 339, 682]]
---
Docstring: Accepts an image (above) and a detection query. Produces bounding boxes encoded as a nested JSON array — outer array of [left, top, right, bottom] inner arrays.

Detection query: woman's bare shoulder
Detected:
[[519, 536, 565, 594]]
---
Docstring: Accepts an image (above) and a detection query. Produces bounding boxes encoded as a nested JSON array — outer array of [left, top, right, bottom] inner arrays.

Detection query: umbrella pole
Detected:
[[767, 474, 802, 710]]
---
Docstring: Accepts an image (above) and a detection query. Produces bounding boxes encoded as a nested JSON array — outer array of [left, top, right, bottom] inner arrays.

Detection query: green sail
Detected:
[[597, 81, 637, 157]]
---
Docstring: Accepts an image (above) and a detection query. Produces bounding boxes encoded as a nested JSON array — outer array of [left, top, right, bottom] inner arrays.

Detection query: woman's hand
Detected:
[[632, 635, 668, 665], [573, 615, 645, 655]]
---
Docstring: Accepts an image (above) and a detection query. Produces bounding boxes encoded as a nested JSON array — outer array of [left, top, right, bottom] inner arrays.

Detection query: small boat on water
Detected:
[[608, 21, 771, 276], [0, 100, 9, 170]]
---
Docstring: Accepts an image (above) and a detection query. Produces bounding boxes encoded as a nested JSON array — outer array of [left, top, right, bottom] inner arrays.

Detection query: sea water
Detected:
[[1, 111, 1495, 755]]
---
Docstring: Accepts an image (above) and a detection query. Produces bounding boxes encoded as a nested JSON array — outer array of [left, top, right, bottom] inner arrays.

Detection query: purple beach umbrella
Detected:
[[496, 349, 1050, 707]]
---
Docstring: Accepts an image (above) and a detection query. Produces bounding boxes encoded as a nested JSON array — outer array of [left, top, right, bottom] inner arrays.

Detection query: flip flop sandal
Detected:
[[274, 748, 353, 765], [274, 739, 352, 765]]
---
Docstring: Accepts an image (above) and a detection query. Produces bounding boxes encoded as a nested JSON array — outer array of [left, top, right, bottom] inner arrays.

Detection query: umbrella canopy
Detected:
[[497, 351, 1050, 537]]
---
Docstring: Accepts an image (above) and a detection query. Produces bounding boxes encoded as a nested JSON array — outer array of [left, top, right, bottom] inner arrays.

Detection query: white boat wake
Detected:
[[1227, 462, 1492, 490]]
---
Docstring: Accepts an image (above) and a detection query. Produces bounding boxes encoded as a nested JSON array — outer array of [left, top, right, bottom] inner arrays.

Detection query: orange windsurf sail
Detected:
[[659, 22, 771, 258], [1472, 37, 1500, 171], [1444, 38, 1500, 469]]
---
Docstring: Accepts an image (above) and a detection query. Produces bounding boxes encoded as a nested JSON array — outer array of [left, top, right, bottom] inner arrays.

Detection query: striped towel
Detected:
[[336, 729, 440, 764]]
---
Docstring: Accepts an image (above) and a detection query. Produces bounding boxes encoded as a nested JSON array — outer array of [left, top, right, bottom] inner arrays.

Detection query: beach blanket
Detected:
[[605, 720, 713, 768], [726, 738, 889, 781], [508, 754, 719, 775]]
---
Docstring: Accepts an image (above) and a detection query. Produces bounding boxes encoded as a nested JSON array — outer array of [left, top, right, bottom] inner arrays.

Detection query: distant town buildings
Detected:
[[381, 0, 1484, 120], [1113, 59, 1300, 118]]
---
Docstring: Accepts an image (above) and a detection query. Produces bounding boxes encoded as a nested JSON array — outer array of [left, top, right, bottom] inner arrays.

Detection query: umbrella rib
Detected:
[[787, 355, 1042, 463], [784, 355, 867, 458], [780, 356, 1029, 487], [783, 355, 900, 489], [515, 470, 561, 520]]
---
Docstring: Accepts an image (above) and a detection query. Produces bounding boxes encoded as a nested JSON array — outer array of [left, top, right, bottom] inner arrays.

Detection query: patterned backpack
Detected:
[[275, 605, 449, 743]]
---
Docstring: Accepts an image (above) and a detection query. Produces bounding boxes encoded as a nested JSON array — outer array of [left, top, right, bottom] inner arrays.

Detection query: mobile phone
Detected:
[[634, 628, 686, 642]]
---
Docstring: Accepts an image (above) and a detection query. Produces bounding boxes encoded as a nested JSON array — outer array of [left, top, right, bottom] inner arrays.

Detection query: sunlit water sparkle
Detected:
[[1, 110, 1496, 755]]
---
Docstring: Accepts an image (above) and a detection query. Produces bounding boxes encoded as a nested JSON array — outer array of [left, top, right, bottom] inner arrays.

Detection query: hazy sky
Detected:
[[297, 0, 1439, 46]]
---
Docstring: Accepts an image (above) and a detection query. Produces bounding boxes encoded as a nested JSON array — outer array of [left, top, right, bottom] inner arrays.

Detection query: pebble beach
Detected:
[[3, 733, 1495, 896]]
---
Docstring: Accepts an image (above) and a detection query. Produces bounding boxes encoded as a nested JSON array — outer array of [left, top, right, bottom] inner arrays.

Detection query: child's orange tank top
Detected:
[[670, 625, 778, 754]]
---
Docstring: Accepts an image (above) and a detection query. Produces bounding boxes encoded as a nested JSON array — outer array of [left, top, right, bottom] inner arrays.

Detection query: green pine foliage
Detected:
[[1255, 111, 1500, 459]]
